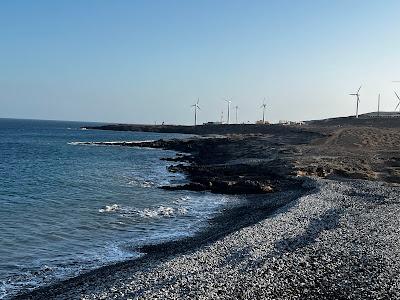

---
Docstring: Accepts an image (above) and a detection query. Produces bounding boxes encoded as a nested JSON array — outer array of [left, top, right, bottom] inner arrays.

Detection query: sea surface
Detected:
[[0, 118, 236, 299]]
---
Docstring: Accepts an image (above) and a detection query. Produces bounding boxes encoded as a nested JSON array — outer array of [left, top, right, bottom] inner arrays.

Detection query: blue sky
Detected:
[[1, 0, 400, 124]]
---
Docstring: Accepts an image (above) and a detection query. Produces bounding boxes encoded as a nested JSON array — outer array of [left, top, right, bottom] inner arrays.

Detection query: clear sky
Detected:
[[1, 0, 400, 124]]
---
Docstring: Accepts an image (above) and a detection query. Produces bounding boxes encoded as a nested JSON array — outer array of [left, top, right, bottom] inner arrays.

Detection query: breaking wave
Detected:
[[98, 204, 188, 218], [127, 179, 156, 188], [68, 140, 156, 146]]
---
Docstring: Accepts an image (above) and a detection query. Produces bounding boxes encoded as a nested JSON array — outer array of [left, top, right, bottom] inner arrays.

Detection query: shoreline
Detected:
[[15, 178, 400, 299], [14, 183, 311, 299], [14, 119, 400, 299], [14, 131, 312, 299]]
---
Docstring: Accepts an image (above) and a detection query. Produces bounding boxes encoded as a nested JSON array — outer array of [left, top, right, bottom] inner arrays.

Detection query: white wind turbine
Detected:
[[394, 91, 400, 112], [260, 98, 267, 124], [225, 99, 232, 124], [349, 86, 362, 118], [377, 93, 381, 117], [191, 98, 200, 126], [234, 105, 239, 124]]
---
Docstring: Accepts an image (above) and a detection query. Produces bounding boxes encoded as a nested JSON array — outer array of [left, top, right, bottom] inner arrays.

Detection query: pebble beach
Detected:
[[17, 178, 400, 299]]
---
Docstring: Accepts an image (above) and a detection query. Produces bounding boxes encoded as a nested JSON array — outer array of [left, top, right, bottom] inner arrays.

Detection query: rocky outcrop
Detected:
[[161, 179, 275, 194]]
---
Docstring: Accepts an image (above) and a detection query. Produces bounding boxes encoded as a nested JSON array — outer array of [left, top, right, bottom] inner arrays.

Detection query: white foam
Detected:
[[140, 205, 189, 218], [99, 204, 120, 213], [139, 206, 176, 218], [67, 142, 77, 145], [127, 179, 156, 188], [172, 196, 192, 205], [0, 243, 142, 299], [177, 207, 188, 214], [68, 140, 156, 146], [99, 204, 188, 219]]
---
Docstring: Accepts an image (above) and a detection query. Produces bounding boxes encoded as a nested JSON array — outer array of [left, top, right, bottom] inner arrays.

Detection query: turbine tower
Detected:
[[235, 105, 239, 124], [395, 91, 400, 112], [349, 86, 362, 118], [377, 93, 381, 117], [260, 98, 267, 124], [191, 98, 200, 126], [225, 99, 232, 124]]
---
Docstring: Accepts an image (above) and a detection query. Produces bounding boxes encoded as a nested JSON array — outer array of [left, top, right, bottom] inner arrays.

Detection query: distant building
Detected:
[[256, 120, 269, 125], [203, 121, 223, 125], [278, 120, 305, 125], [359, 112, 400, 118]]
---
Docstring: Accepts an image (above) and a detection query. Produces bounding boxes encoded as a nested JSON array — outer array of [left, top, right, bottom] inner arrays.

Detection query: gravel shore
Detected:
[[17, 178, 400, 299]]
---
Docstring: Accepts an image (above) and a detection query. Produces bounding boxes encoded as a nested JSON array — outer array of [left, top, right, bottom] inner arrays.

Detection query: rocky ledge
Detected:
[[73, 135, 306, 195]]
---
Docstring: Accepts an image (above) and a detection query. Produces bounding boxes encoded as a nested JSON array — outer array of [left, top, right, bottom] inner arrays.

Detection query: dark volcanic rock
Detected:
[[209, 179, 275, 194], [161, 179, 275, 194], [161, 182, 209, 192]]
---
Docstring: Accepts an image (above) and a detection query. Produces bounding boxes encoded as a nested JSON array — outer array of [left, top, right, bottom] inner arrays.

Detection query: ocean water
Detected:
[[0, 119, 236, 299]]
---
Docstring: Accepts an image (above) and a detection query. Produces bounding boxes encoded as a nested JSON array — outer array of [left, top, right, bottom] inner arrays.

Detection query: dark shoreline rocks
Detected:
[[73, 137, 304, 195], [161, 179, 275, 194]]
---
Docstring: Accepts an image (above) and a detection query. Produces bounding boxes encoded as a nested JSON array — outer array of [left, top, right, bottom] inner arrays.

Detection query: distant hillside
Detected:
[[308, 113, 400, 128], [84, 112, 400, 135], [84, 123, 317, 136]]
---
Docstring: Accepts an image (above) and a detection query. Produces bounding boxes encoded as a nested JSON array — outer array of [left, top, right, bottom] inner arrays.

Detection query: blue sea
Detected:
[[0, 118, 236, 299]]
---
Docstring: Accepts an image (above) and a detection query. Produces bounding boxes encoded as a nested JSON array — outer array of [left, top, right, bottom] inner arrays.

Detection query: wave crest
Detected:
[[68, 140, 156, 146], [99, 204, 188, 218], [99, 204, 120, 213]]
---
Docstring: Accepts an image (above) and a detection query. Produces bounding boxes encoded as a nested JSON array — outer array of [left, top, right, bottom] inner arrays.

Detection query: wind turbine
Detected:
[[394, 91, 400, 112], [191, 98, 200, 126], [377, 93, 381, 117], [260, 98, 267, 124], [349, 86, 362, 118], [225, 99, 232, 124], [234, 105, 239, 124]]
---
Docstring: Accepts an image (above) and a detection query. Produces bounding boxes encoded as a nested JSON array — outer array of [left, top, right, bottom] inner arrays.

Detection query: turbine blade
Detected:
[[395, 91, 400, 101], [357, 85, 362, 93], [395, 103, 400, 111]]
